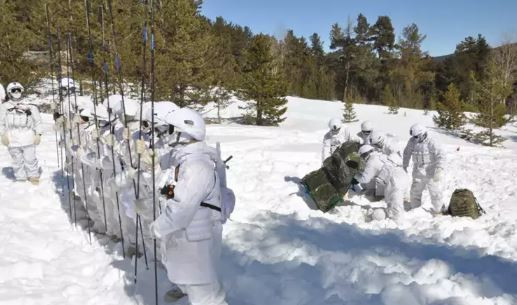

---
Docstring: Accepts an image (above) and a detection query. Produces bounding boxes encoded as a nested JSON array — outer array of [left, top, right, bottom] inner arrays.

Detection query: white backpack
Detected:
[[215, 142, 235, 223]]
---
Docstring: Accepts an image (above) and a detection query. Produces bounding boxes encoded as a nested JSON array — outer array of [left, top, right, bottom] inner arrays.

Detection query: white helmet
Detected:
[[78, 108, 92, 120], [78, 99, 95, 119], [144, 101, 180, 126], [59, 78, 76, 96], [358, 144, 375, 159], [103, 95, 138, 118], [410, 123, 427, 142], [361, 121, 373, 133], [103, 94, 122, 114], [122, 100, 139, 117], [92, 103, 110, 121], [369, 131, 385, 147], [6, 82, 24, 101], [410, 123, 426, 136], [328, 118, 341, 131], [164, 107, 206, 141]]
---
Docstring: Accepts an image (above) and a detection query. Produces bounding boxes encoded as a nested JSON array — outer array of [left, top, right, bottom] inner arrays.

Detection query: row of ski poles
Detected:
[[45, 0, 160, 304]]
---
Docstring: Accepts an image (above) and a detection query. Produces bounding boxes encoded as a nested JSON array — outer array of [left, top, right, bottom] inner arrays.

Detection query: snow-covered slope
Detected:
[[1, 97, 516, 305]]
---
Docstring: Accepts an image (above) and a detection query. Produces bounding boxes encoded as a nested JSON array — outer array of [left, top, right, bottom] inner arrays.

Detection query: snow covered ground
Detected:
[[1, 96, 516, 305]]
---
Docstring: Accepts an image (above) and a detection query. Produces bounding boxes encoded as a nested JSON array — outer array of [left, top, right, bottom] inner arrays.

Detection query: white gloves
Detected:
[[90, 131, 99, 141], [135, 139, 147, 154], [149, 221, 162, 239], [1, 133, 9, 146], [123, 127, 131, 141], [101, 134, 114, 146], [75, 147, 85, 159], [141, 149, 156, 168], [34, 134, 42, 145]]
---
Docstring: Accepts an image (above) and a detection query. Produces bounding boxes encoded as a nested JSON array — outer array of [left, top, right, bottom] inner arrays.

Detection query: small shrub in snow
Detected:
[[342, 100, 358, 122], [433, 83, 466, 130]]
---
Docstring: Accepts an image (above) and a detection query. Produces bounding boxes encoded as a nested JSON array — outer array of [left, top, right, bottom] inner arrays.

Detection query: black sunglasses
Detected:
[[10, 88, 22, 93]]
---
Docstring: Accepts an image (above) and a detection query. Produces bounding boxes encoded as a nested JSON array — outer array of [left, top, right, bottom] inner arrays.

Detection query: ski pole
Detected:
[[67, 32, 92, 244], [99, 5, 126, 258], [55, 27, 74, 224], [85, 0, 109, 234], [149, 0, 159, 303]]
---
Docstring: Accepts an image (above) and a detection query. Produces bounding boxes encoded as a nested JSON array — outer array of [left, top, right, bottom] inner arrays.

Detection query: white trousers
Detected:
[[410, 170, 444, 212], [384, 167, 409, 220], [179, 281, 228, 305], [8, 145, 39, 180]]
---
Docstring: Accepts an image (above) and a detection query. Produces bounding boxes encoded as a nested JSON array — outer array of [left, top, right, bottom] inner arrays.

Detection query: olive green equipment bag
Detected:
[[301, 142, 361, 212], [447, 189, 485, 219]]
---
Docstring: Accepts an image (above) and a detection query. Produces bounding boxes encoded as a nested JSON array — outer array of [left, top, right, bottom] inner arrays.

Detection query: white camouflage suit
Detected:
[[403, 135, 446, 212], [0, 100, 42, 181], [151, 141, 227, 305], [322, 126, 359, 162], [354, 151, 409, 220], [370, 133, 403, 166]]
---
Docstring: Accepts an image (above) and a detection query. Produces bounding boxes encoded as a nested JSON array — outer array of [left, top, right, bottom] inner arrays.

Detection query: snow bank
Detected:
[[0, 96, 516, 305]]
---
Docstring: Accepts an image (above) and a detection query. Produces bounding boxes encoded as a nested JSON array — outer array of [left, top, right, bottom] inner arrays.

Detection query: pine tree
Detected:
[[391, 23, 434, 108], [154, 0, 215, 106], [240, 34, 287, 126], [370, 16, 395, 60], [210, 86, 232, 124], [343, 100, 357, 122], [437, 35, 491, 104], [433, 83, 466, 129], [0, 1, 39, 85], [309, 33, 324, 59], [472, 56, 511, 146]]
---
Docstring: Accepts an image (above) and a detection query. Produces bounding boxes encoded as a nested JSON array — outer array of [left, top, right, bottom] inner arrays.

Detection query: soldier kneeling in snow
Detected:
[[350, 145, 409, 221]]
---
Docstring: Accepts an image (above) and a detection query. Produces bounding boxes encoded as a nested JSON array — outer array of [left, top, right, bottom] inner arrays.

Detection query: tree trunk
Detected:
[[256, 100, 262, 125], [217, 99, 221, 124], [343, 61, 350, 103], [489, 100, 494, 146]]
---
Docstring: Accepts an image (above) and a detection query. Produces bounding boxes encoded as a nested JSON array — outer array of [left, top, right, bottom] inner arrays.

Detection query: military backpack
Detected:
[[447, 189, 485, 219]]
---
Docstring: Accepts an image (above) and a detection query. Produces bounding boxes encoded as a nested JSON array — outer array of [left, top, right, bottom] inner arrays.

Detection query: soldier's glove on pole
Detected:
[[135, 139, 147, 154], [123, 127, 130, 141], [101, 134, 115, 146], [141, 149, 156, 168]]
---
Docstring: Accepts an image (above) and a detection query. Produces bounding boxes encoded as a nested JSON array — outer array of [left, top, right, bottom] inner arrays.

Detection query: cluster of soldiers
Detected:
[[20, 78, 231, 305], [322, 118, 446, 222]]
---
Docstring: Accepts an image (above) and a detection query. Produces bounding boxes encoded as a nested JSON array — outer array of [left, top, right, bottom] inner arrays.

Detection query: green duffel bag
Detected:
[[302, 169, 344, 212], [302, 142, 361, 212], [448, 189, 485, 219]]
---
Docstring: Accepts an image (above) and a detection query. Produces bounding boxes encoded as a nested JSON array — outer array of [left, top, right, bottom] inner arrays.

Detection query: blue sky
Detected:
[[201, 0, 517, 56]]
